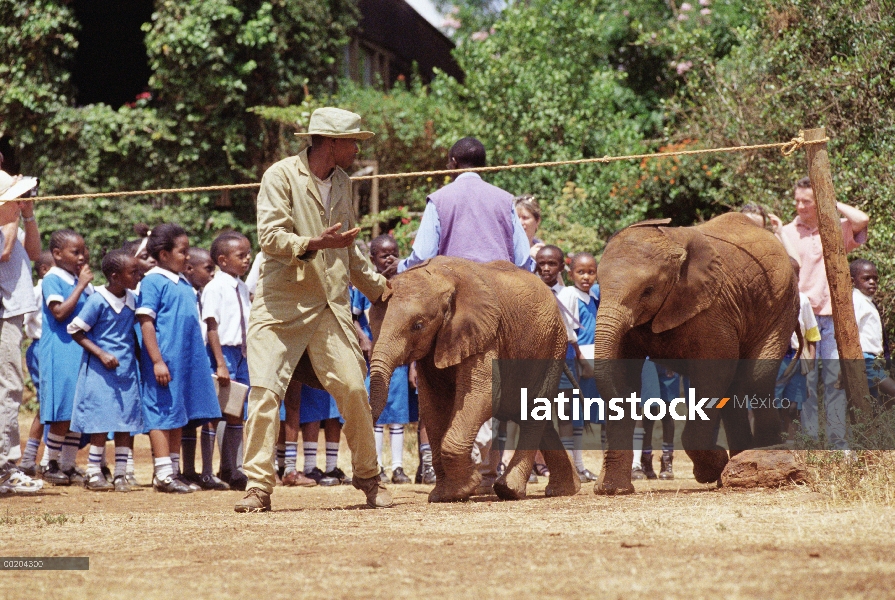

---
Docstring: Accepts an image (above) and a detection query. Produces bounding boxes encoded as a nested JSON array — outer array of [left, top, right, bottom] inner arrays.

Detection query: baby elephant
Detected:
[[368, 256, 579, 502]]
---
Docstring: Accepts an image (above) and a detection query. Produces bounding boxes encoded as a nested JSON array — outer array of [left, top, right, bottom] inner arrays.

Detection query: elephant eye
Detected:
[[411, 320, 425, 331], [641, 286, 654, 298]]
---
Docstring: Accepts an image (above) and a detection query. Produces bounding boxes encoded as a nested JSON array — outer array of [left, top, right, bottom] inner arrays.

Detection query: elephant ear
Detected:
[[651, 226, 724, 334], [433, 264, 501, 369]]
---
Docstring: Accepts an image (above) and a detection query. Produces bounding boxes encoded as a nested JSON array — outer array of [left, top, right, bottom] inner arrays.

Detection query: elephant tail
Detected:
[[782, 327, 805, 380], [562, 362, 581, 392]]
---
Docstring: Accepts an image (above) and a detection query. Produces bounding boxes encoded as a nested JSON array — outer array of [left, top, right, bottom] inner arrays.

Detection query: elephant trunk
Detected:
[[593, 303, 634, 399], [369, 356, 398, 424]]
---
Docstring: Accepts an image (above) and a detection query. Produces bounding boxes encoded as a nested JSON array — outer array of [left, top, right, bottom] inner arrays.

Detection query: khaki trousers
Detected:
[[243, 308, 379, 493]]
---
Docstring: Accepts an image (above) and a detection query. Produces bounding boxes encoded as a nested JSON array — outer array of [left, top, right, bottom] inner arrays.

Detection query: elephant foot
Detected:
[[593, 470, 635, 495], [428, 470, 481, 502], [493, 477, 526, 501], [689, 448, 729, 484], [593, 450, 635, 496], [427, 485, 470, 503], [544, 477, 579, 498]]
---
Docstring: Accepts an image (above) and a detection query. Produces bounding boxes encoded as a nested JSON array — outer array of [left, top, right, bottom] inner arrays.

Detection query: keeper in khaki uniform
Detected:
[[235, 108, 392, 512]]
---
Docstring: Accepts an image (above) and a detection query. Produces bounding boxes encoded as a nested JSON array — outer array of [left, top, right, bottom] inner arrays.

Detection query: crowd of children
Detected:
[[2, 223, 438, 496], [1, 204, 891, 496]]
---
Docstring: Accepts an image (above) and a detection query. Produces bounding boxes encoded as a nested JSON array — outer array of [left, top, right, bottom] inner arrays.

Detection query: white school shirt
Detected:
[[23, 280, 43, 340], [43, 266, 94, 305], [194, 288, 208, 344], [556, 286, 597, 338], [200, 269, 250, 348], [549, 281, 578, 343], [853, 288, 883, 356], [67, 286, 136, 334]]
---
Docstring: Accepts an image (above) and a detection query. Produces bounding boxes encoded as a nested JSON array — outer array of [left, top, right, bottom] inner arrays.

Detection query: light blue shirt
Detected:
[[398, 173, 535, 273]]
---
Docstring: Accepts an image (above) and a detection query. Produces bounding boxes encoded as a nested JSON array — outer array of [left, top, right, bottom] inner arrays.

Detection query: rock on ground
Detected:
[[721, 449, 808, 488]]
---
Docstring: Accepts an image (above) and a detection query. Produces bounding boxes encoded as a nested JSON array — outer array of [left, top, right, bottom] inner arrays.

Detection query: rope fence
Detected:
[[29, 131, 827, 203]]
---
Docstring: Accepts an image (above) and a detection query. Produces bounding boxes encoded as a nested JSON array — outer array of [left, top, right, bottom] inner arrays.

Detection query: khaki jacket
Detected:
[[247, 149, 386, 395]]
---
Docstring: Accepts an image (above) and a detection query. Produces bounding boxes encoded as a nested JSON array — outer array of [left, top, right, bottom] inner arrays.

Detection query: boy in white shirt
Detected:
[[850, 259, 894, 407], [202, 232, 252, 490]]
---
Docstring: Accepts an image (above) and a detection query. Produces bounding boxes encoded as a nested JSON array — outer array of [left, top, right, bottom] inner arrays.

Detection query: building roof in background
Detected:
[[403, 0, 446, 29]]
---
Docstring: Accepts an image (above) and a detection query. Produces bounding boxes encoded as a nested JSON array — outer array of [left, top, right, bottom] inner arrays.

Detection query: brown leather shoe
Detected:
[[234, 487, 271, 513], [282, 470, 317, 487], [352, 474, 393, 508]]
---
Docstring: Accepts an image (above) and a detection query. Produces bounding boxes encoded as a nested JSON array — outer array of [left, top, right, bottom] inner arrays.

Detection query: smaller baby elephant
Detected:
[[368, 256, 579, 502]]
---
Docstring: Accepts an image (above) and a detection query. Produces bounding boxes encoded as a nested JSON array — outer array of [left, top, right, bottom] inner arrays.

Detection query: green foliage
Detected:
[[0, 0, 357, 269], [665, 0, 895, 337]]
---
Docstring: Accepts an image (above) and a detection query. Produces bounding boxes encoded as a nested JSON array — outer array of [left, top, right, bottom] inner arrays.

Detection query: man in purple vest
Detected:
[[397, 137, 533, 273], [395, 137, 532, 493]]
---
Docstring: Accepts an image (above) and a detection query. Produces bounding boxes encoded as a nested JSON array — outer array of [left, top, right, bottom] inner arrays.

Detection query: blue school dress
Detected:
[[352, 287, 412, 425], [137, 267, 220, 430], [298, 384, 344, 424], [69, 288, 143, 434], [39, 267, 92, 424]]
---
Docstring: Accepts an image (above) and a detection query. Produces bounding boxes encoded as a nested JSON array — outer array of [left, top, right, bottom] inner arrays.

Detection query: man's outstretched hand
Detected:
[[306, 223, 360, 251]]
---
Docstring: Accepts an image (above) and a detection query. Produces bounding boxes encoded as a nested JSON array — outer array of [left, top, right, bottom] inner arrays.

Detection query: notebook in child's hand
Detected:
[[212, 375, 249, 418]]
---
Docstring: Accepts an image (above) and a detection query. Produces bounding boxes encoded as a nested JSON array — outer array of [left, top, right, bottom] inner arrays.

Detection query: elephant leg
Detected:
[[436, 354, 495, 502], [416, 362, 457, 503], [683, 363, 737, 484], [739, 347, 786, 449], [494, 422, 540, 500], [541, 424, 580, 498], [595, 359, 642, 495]]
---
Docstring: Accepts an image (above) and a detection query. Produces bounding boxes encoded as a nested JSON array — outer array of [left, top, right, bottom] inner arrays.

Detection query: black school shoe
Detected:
[[391, 467, 411, 484], [321, 467, 348, 487], [153, 475, 193, 494], [220, 469, 249, 491], [42, 460, 71, 486]]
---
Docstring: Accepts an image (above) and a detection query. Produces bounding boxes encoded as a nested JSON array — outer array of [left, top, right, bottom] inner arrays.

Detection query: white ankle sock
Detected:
[[154, 456, 173, 481], [127, 447, 135, 475], [302, 442, 317, 474], [374, 425, 384, 466], [21, 438, 40, 466], [45, 432, 65, 463], [114, 447, 128, 478], [325, 442, 339, 472], [86, 445, 104, 476], [388, 425, 404, 469], [169, 452, 180, 475], [284, 442, 298, 473], [60, 431, 81, 470], [633, 428, 644, 466]]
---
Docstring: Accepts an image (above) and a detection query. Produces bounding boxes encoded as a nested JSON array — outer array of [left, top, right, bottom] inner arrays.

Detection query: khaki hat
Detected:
[[294, 107, 374, 140], [0, 172, 37, 201]]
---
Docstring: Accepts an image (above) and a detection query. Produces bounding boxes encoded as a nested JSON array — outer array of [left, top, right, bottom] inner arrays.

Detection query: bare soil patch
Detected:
[[3, 417, 894, 599]]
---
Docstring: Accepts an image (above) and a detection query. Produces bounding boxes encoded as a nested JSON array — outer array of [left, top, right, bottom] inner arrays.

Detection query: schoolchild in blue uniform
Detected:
[[39, 230, 94, 486], [557, 251, 601, 482], [179, 246, 232, 491], [355, 235, 413, 484], [137, 223, 220, 494], [117, 226, 157, 486], [202, 232, 253, 491], [18, 251, 54, 477], [68, 249, 143, 492]]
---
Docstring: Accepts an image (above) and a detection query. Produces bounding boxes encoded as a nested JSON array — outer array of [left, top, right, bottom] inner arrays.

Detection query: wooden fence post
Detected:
[[803, 127, 872, 419]]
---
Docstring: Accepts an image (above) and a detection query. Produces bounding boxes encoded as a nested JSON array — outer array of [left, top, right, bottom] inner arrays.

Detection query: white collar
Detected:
[[48, 266, 77, 285], [213, 269, 241, 288], [455, 172, 482, 181], [96, 286, 136, 314], [145, 266, 186, 284], [569, 286, 597, 302], [550, 281, 565, 294]]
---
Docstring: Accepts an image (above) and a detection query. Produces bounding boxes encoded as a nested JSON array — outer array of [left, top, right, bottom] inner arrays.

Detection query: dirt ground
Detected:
[[3, 415, 895, 600]]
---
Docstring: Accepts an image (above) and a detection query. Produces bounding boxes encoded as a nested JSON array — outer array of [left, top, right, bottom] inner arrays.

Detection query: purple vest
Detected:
[[429, 174, 516, 263]]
